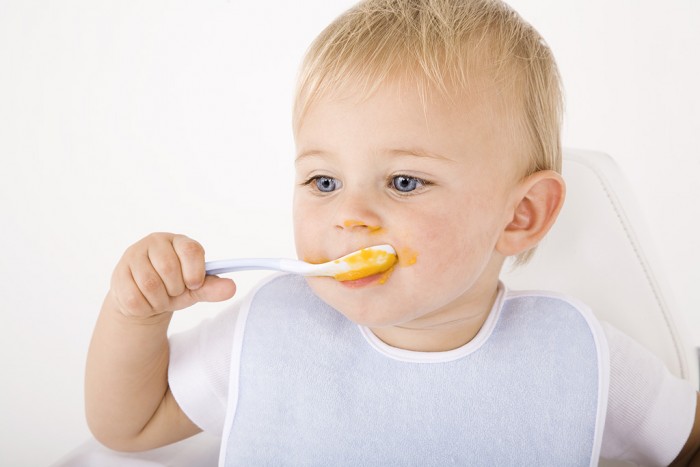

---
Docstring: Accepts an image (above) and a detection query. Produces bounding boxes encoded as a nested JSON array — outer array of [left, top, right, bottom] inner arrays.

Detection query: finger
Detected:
[[192, 276, 236, 302], [129, 253, 171, 312], [170, 275, 236, 310], [111, 263, 152, 317], [192, 275, 236, 303], [172, 235, 206, 290], [148, 239, 186, 298]]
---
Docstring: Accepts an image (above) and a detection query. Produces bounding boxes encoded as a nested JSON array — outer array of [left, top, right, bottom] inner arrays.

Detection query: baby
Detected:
[[85, 0, 700, 465]]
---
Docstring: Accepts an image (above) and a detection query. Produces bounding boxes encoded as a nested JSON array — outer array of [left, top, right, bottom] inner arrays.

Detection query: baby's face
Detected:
[[293, 80, 523, 330]]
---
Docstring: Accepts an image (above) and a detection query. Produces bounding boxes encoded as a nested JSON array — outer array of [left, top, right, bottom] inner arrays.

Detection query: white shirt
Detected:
[[169, 282, 696, 466]]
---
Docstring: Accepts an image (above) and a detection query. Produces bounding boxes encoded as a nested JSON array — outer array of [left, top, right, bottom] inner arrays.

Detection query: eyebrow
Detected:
[[295, 150, 325, 163], [386, 148, 455, 162], [295, 147, 455, 163]]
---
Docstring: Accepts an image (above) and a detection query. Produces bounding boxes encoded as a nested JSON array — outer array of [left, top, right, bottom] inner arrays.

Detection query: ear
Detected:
[[496, 170, 566, 257]]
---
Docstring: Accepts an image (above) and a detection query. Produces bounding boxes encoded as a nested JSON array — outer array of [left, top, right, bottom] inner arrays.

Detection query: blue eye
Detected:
[[313, 176, 340, 192], [392, 175, 422, 192]]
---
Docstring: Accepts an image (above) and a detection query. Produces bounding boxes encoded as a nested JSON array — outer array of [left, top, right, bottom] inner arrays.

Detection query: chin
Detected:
[[306, 279, 397, 326], [336, 307, 396, 327]]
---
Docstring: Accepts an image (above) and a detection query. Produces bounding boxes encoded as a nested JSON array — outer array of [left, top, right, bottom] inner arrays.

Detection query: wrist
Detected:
[[102, 291, 174, 327]]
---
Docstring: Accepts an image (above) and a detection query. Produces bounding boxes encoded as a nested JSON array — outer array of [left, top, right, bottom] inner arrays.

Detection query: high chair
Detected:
[[52, 148, 698, 466]]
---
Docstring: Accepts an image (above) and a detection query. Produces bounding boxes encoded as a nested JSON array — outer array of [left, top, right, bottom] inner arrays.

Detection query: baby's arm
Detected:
[[671, 399, 700, 465], [85, 233, 236, 451]]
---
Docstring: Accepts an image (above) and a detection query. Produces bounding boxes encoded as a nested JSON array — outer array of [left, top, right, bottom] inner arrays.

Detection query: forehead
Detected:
[[299, 80, 470, 138], [295, 77, 525, 173]]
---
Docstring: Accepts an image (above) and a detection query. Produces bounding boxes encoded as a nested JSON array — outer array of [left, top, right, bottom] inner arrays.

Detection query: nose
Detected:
[[333, 190, 384, 233]]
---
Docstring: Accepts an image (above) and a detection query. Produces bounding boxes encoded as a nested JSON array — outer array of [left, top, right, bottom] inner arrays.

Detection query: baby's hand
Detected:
[[109, 233, 236, 319]]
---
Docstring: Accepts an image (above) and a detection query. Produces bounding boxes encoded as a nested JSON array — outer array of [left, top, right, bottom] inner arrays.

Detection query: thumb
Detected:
[[190, 275, 237, 303]]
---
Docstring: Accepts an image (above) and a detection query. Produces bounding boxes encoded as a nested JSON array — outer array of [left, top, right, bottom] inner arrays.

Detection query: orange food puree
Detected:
[[397, 247, 418, 267], [333, 248, 397, 281], [343, 219, 383, 234]]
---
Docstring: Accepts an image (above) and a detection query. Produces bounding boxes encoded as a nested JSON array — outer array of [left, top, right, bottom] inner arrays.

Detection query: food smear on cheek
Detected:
[[333, 247, 397, 281], [397, 246, 418, 267]]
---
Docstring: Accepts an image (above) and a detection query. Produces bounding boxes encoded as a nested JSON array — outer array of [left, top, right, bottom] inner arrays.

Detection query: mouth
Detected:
[[330, 245, 397, 281], [338, 267, 395, 288]]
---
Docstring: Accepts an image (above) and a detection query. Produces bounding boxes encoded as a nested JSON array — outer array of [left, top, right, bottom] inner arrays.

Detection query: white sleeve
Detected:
[[168, 301, 241, 436], [600, 321, 697, 465]]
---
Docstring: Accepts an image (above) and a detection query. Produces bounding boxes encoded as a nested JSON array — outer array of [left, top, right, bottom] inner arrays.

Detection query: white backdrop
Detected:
[[0, 1, 698, 465]]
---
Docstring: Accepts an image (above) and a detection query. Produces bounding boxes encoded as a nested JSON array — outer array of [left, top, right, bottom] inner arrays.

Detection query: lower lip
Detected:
[[339, 272, 385, 288]]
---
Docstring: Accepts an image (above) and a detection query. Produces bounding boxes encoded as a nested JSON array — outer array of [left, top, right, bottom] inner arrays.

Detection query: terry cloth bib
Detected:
[[220, 275, 609, 466]]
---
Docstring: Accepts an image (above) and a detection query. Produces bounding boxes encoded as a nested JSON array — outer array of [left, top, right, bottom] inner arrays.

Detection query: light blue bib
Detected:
[[222, 275, 607, 466]]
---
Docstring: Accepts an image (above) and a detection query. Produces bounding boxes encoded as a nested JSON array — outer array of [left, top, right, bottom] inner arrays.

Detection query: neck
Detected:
[[369, 283, 501, 352]]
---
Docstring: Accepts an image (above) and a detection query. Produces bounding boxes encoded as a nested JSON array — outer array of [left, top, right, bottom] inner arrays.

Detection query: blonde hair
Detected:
[[294, 0, 563, 262]]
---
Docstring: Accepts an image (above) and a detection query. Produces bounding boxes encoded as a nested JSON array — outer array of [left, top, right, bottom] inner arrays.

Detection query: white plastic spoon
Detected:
[[205, 244, 397, 281]]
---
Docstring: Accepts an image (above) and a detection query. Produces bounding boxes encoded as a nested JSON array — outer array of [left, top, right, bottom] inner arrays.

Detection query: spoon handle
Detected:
[[205, 258, 313, 276]]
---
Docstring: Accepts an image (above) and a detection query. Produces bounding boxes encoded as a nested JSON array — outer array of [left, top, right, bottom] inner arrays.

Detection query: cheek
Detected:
[[292, 199, 311, 253], [391, 216, 452, 280], [400, 205, 494, 276], [292, 199, 326, 259]]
